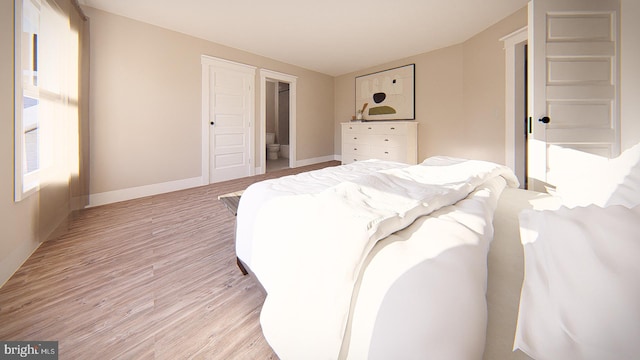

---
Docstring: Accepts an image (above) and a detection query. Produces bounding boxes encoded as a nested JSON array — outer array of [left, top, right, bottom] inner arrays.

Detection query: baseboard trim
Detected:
[[89, 176, 204, 207], [89, 155, 343, 207], [0, 239, 40, 289], [294, 155, 341, 167]]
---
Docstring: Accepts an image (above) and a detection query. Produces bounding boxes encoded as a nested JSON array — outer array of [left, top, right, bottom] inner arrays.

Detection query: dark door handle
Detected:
[[210, 121, 214, 125], [538, 116, 550, 124]]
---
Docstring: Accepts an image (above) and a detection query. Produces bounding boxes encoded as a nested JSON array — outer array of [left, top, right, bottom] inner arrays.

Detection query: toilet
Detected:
[[266, 133, 280, 160]]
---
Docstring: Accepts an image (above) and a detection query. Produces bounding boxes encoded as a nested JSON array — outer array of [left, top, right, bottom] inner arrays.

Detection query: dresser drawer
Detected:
[[342, 133, 376, 145], [343, 122, 409, 135], [342, 153, 370, 164], [342, 143, 372, 156], [342, 123, 368, 134], [369, 146, 407, 162], [369, 123, 409, 135], [370, 134, 406, 147]]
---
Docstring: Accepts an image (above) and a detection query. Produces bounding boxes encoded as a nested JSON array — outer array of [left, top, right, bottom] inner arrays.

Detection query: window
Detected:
[[15, 0, 40, 200], [15, 0, 73, 201]]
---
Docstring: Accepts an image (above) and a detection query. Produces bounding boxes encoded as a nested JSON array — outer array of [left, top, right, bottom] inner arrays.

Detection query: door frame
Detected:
[[259, 69, 297, 174], [502, 26, 528, 188], [201, 55, 256, 184]]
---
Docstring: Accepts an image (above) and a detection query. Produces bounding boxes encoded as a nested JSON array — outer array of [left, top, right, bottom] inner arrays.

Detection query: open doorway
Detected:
[[517, 42, 528, 189], [265, 81, 290, 172], [259, 69, 297, 175], [502, 27, 528, 188]]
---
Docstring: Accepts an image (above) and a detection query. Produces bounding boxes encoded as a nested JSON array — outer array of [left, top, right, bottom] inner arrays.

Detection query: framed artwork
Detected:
[[355, 64, 415, 121]]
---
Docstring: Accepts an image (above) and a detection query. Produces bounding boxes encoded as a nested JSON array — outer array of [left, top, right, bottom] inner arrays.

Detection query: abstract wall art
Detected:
[[355, 64, 415, 121]]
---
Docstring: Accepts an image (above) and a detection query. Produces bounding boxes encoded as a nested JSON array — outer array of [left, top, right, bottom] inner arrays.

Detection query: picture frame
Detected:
[[355, 63, 415, 121]]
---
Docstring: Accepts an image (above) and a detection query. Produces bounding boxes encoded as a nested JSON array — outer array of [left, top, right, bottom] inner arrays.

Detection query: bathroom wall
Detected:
[[278, 82, 290, 146], [266, 81, 277, 134]]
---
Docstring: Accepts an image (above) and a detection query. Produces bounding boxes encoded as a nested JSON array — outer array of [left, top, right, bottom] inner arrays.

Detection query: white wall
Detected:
[[335, 1, 640, 160], [84, 7, 335, 202], [1, 0, 89, 287], [334, 7, 528, 165]]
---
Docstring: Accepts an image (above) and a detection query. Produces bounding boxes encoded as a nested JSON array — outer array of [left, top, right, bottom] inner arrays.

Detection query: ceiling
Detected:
[[78, 0, 529, 76]]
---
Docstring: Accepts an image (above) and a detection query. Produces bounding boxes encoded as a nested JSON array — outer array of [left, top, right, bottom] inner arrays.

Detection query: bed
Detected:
[[234, 146, 640, 360]]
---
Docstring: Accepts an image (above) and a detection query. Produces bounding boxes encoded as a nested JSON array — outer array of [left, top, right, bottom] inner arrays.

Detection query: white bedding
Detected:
[[236, 157, 518, 359], [236, 159, 410, 267], [345, 175, 509, 359], [516, 205, 640, 360]]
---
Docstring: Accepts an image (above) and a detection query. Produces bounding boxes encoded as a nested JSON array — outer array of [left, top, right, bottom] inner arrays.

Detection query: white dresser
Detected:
[[341, 121, 418, 165]]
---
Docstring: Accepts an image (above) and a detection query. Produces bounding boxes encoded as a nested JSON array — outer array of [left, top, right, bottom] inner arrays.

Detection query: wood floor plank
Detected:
[[0, 161, 340, 359]]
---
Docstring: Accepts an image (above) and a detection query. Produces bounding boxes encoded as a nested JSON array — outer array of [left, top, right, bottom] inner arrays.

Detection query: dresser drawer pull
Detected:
[[367, 127, 372, 130], [385, 151, 389, 154], [384, 138, 389, 142], [353, 137, 358, 140], [354, 148, 358, 151], [390, 127, 396, 130]]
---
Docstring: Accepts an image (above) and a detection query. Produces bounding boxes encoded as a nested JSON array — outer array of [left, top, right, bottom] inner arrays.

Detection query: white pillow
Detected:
[[515, 205, 640, 360], [555, 143, 640, 208]]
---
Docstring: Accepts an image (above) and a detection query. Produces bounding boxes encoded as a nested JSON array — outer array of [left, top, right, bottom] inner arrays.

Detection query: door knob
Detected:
[[538, 116, 550, 124], [210, 121, 215, 125]]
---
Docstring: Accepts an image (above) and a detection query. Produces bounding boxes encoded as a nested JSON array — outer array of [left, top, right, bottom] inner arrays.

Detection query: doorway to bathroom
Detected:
[[259, 69, 297, 174], [265, 81, 290, 172]]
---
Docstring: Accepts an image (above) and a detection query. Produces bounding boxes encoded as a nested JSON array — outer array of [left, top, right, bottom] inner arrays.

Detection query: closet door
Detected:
[[202, 56, 255, 183], [528, 0, 620, 190]]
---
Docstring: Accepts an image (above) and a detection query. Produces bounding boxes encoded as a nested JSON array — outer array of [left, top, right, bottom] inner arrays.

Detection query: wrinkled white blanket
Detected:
[[236, 159, 410, 267], [249, 157, 519, 359]]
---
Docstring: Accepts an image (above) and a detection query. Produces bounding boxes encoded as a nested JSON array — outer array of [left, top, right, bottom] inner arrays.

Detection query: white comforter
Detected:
[[236, 159, 410, 267], [237, 157, 518, 359], [346, 175, 509, 360]]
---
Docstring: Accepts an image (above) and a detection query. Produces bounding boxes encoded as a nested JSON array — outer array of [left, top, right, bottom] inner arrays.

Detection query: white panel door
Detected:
[[206, 61, 255, 183], [528, 0, 620, 191]]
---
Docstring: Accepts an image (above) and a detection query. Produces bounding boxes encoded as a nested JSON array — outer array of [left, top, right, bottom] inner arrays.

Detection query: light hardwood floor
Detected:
[[0, 161, 340, 359]]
